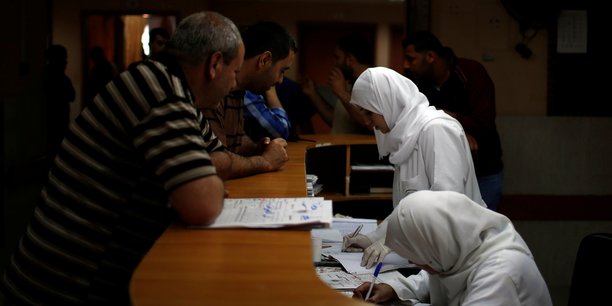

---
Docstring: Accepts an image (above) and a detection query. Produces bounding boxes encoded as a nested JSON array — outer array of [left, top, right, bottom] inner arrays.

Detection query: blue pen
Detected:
[[364, 262, 383, 300]]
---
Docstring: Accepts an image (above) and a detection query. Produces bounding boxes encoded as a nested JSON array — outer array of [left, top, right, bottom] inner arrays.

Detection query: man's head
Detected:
[[165, 11, 244, 108], [89, 46, 106, 63], [401, 30, 448, 81], [334, 33, 374, 82], [237, 21, 297, 94], [46, 44, 68, 69], [148, 27, 171, 58]]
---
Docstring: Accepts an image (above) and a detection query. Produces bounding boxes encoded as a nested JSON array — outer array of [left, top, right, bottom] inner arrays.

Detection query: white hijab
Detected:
[[349, 67, 449, 165], [385, 190, 532, 306]]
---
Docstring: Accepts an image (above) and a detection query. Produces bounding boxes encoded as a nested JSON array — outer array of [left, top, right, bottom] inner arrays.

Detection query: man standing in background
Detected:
[[402, 30, 504, 210], [301, 33, 374, 134], [128, 27, 171, 70], [43, 44, 75, 164]]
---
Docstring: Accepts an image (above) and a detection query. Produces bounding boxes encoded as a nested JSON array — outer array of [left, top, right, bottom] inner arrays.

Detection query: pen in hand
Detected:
[[350, 224, 363, 238], [365, 262, 383, 301], [342, 224, 364, 252]]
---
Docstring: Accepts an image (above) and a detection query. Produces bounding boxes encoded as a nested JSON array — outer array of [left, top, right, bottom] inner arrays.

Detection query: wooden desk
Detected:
[[130, 134, 376, 306]]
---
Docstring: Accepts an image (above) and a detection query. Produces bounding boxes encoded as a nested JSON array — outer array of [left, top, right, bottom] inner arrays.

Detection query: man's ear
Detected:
[[207, 51, 223, 79], [425, 50, 436, 64], [346, 53, 357, 66], [258, 51, 272, 68]]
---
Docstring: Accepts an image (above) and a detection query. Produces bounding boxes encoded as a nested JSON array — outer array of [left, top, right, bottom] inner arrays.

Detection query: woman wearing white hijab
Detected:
[[353, 190, 552, 306], [343, 67, 485, 268]]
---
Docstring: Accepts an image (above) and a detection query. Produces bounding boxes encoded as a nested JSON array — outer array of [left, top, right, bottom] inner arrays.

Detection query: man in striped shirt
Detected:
[[1, 11, 244, 305]]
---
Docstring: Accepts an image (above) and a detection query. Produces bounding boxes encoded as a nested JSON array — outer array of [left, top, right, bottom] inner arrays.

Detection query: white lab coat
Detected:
[[349, 67, 485, 243], [387, 250, 553, 306], [384, 191, 552, 306]]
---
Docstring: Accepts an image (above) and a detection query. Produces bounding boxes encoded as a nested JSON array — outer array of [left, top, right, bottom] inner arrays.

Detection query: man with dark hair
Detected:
[[402, 30, 504, 211], [148, 27, 170, 59], [302, 33, 374, 134], [128, 27, 171, 70], [203, 21, 296, 176], [1, 11, 244, 305]]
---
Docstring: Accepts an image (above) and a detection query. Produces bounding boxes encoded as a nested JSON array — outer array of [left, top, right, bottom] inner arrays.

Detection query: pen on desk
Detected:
[[350, 224, 363, 238], [365, 262, 383, 301]]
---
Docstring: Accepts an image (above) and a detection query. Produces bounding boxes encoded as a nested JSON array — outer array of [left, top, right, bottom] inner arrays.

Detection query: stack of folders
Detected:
[[193, 197, 332, 229], [306, 174, 323, 197]]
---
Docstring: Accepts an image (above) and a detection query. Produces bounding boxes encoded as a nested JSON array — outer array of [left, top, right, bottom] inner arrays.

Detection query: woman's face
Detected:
[[359, 107, 390, 133]]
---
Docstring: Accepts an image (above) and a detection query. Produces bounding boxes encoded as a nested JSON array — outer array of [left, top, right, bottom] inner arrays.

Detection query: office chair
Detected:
[[567, 232, 612, 306]]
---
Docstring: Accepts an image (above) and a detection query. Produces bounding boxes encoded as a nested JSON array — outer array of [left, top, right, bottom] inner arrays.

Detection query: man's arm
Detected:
[[259, 87, 291, 138], [169, 175, 225, 225], [232, 133, 261, 156], [455, 60, 497, 134], [328, 67, 372, 131], [210, 138, 288, 180], [301, 77, 334, 126]]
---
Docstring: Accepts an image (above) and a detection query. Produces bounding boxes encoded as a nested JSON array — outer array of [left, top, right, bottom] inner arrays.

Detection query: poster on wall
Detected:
[[557, 10, 587, 54]]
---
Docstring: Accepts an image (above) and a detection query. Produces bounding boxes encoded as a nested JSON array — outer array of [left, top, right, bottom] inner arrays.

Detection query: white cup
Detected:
[[311, 236, 322, 262]]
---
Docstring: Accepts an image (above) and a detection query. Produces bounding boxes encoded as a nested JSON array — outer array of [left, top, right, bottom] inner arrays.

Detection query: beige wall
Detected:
[[431, 0, 549, 115]]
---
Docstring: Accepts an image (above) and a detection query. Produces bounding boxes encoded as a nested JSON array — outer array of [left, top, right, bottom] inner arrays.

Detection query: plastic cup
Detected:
[[311, 236, 322, 262]]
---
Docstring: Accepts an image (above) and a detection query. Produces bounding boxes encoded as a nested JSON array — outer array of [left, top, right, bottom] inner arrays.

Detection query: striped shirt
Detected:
[[1, 59, 224, 305], [202, 90, 247, 153]]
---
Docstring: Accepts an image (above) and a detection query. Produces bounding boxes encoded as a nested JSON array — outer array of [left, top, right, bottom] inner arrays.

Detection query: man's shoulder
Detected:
[[455, 57, 492, 83], [456, 57, 485, 70], [221, 90, 246, 111]]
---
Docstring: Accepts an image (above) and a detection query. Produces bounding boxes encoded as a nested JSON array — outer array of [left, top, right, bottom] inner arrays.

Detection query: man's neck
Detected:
[[433, 59, 451, 87], [236, 58, 258, 91], [352, 63, 371, 80]]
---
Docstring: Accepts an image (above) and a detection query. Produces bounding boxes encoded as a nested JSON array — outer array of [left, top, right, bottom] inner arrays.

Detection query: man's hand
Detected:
[[328, 67, 348, 97], [362, 239, 392, 269], [342, 234, 372, 252], [352, 282, 397, 304], [300, 77, 317, 98], [260, 138, 288, 171], [466, 133, 478, 152]]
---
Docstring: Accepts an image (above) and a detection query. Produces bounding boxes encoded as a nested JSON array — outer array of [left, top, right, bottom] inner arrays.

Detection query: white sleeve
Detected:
[[462, 250, 552, 306], [365, 217, 388, 243], [385, 269, 430, 303], [420, 120, 471, 193]]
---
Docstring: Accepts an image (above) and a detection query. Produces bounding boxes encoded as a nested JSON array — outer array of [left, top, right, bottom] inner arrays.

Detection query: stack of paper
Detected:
[[199, 197, 332, 229], [306, 174, 323, 196]]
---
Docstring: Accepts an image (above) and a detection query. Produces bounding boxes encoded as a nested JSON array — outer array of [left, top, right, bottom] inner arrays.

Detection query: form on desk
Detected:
[[193, 197, 332, 229], [311, 218, 415, 274]]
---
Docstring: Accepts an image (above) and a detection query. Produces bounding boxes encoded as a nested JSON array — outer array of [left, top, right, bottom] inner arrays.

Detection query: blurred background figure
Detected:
[[147, 27, 170, 60], [43, 44, 75, 164], [86, 46, 118, 107], [128, 27, 171, 70], [301, 33, 374, 134]]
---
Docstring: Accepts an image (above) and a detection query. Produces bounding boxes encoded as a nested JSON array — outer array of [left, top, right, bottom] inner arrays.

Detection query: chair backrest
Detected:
[[567, 232, 612, 305]]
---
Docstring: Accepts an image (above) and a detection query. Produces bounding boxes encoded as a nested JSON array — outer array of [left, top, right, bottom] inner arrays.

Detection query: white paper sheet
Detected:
[[196, 197, 332, 228], [331, 252, 416, 274]]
